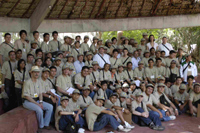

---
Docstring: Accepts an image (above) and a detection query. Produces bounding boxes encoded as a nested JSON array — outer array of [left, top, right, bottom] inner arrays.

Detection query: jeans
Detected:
[[23, 100, 53, 128], [89, 91, 95, 99], [158, 109, 171, 121], [132, 107, 161, 126], [93, 114, 120, 131], [106, 89, 113, 99], [174, 102, 189, 114], [59, 111, 86, 131]]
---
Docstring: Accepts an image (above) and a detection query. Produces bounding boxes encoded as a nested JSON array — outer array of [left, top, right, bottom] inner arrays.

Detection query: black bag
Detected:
[[169, 68, 177, 83], [159, 94, 170, 107], [64, 117, 80, 133]]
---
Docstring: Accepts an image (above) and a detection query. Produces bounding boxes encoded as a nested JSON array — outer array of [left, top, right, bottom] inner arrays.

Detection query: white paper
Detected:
[[51, 89, 61, 98], [134, 80, 140, 87], [66, 87, 75, 95], [150, 75, 155, 79]]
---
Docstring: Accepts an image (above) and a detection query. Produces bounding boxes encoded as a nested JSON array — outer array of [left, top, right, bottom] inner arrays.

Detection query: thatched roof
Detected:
[[0, 0, 200, 19]]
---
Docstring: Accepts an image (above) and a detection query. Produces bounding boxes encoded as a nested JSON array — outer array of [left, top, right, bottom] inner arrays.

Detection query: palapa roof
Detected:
[[0, 0, 200, 19]]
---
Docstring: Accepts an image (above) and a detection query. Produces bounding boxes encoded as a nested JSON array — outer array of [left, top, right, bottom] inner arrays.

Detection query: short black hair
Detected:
[[176, 76, 182, 80], [8, 50, 15, 56], [43, 33, 49, 38], [33, 31, 39, 36], [111, 37, 117, 42], [169, 50, 176, 55], [156, 58, 162, 62], [27, 53, 34, 58], [74, 41, 80, 45], [82, 66, 89, 71], [127, 61, 132, 66], [101, 80, 108, 86], [52, 31, 58, 36], [4, 33, 11, 37], [19, 30, 27, 36], [150, 47, 155, 52], [123, 48, 128, 51], [187, 75, 194, 80], [16, 49, 22, 54], [112, 49, 118, 54], [148, 58, 154, 63], [161, 50, 165, 53], [35, 49, 43, 55], [75, 35, 81, 39], [50, 66, 57, 71]]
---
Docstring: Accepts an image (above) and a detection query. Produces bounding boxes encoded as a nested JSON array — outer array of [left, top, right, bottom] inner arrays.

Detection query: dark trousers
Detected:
[[174, 101, 189, 114], [15, 87, 22, 106], [132, 107, 161, 126], [193, 99, 200, 108], [106, 89, 113, 99], [59, 111, 86, 131]]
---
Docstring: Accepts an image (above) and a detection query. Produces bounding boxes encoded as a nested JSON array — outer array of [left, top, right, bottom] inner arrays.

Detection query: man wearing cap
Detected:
[[142, 33, 148, 42], [131, 92, 165, 131], [55, 96, 85, 133], [117, 64, 126, 82], [72, 41, 83, 61], [90, 37, 99, 54], [188, 83, 200, 116], [86, 95, 131, 132], [141, 50, 150, 67], [56, 65, 73, 96], [49, 31, 62, 52], [180, 54, 198, 83], [93, 46, 110, 68], [90, 61, 100, 87], [75, 35, 81, 42], [22, 66, 53, 131], [174, 84, 189, 114], [117, 45, 123, 58], [124, 62, 134, 84], [81, 35, 90, 54], [165, 60, 180, 83], [165, 50, 179, 67], [60, 35, 74, 53], [74, 53, 85, 74], [131, 50, 141, 70], [144, 59, 158, 85], [158, 37, 173, 57], [54, 57, 62, 77], [139, 38, 146, 54], [104, 93, 134, 129], [41, 33, 50, 54], [84, 52, 93, 66], [133, 61, 145, 81]]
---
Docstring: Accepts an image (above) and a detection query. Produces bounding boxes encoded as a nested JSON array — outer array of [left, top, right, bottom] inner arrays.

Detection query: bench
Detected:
[[0, 106, 38, 133]]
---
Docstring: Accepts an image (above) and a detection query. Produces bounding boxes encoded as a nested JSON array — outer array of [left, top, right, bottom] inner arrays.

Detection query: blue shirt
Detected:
[[74, 60, 85, 74]]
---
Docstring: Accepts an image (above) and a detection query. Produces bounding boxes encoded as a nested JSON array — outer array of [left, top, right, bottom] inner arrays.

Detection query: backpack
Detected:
[[64, 117, 80, 133]]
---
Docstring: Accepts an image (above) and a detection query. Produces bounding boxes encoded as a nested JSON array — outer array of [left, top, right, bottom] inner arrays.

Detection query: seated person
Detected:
[[93, 81, 108, 101], [133, 61, 146, 82], [90, 61, 100, 89], [104, 93, 134, 129], [186, 75, 194, 94], [85, 96, 131, 132], [110, 65, 120, 90], [165, 60, 180, 83], [99, 63, 112, 82], [117, 64, 126, 83], [189, 83, 200, 116], [174, 84, 189, 114], [55, 96, 85, 133], [22, 66, 53, 131], [131, 92, 165, 131], [54, 57, 62, 77], [128, 81, 139, 100], [170, 77, 182, 96], [124, 62, 134, 84], [74, 53, 85, 74], [84, 52, 93, 66]]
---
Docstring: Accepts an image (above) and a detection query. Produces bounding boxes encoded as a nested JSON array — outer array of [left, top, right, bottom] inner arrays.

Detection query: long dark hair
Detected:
[[42, 57, 51, 68], [17, 59, 26, 73]]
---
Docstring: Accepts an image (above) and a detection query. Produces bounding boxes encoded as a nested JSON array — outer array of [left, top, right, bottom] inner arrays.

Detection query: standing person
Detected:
[[111, 37, 118, 49], [22, 66, 53, 132], [124, 62, 134, 84], [165, 50, 179, 67], [1, 51, 17, 111], [85, 96, 131, 132], [60, 36, 74, 54], [14, 30, 30, 61], [119, 48, 132, 67], [109, 49, 121, 68], [71, 41, 83, 61], [0, 33, 15, 66], [146, 35, 158, 50], [142, 33, 149, 43], [93, 46, 110, 69], [14, 59, 29, 106], [158, 37, 173, 57], [90, 37, 99, 54], [49, 31, 62, 56], [32, 31, 41, 48], [180, 54, 198, 83], [81, 35, 90, 55], [177, 48, 185, 64], [41, 33, 50, 56], [26, 54, 34, 72], [139, 38, 146, 55]]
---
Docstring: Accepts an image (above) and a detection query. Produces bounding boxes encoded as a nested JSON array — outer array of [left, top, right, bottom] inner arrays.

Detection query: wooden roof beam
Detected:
[[7, 0, 21, 17], [104, 0, 111, 18], [22, 0, 36, 18], [47, 0, 59, 18], [89, 0, 98, 18], [167, 0, 172, 15], [80, 0, 88, 18], [30, 0, 56, 32], [115, 0, 123, 18], [95, 0, 106, 18], [127, 0, 134, 17], [140, 0, 145, 16], [58, 0, 69, 18], [67, 0, 79, 19], [152, 0, 162, 15]]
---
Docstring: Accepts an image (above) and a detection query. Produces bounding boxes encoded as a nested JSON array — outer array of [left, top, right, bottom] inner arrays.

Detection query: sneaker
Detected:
[[149, 122, 155, 129], [152, 126, 165, 131], [169, 115, 176, 120], [124, 121, 135, 129], [118, 128, 131, 132], [78, 128, 85, 133]]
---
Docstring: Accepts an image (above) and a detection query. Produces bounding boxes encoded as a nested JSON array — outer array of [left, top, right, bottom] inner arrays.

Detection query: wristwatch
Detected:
[[72, 112, 75, 115], [49, 95, 51, 98]]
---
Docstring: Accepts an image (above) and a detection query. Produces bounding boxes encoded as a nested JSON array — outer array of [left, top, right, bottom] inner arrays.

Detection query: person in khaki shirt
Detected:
[[117, 64, 126, 82], [124, 62, 134, 84], [139, 38, 146, 54], [60, 36, 74, 53], [84, 52, 93, 66], [99, 63, 112, 82], [0, 33, 15, 66], [109, 49, 121, 67], [48, 31, 62, 52], [104, 93, 134, 129], [55, 96, 85, 132], [56, 65, 73, 96], [153, 50, 166, 66], [14, 30, 30, 61], [174, 84, 189, 114], [54, 57, 62, 77], [22, 66, 53, 130], [141, 50, 150, 67], [188, 83, 200, 116], [170, 77, 182, 96], [40, 33, 50, 54], [14, 59, 30, 106], [26, 54, 34, 72], [32, 31, 41, 48], [71, 41, 84, 61], [131, 92, 165, 131], [81, 35, 90, 54], [90, 38, 102, 54], [165, 60, 180, 83], [155, 58, 166, 78], [65, 54, 76, 77], [93, 81, 109, 102], [110, 65, 120, 90], [133, 61, 146, 81], [165, 50, 179, 67], [77, 87, 94, 110], [86, 95, 131, 132], [47, 66, 57, 94], [144, 59, 158, 85], [119, 48, 132, 67]]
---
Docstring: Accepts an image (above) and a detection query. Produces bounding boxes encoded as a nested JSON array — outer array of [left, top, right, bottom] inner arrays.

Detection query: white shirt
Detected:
[[117, 53, 121, 58], [93, 53, 110, 68], [132, 56, 141, 70], [74, 60, 85, 74], [158, 43, 173, 56], [146, 42, 158, 50]]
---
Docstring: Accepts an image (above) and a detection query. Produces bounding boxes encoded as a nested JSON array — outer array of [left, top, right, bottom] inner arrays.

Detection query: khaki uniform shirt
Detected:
[[128, 89, 139, 98], [68, 98, 80, 112], [0, 42, 15, 62], [144, 67, 158, 82], [71, 48, 83, 61], [143, 93, 159, 111], [119, 56, 132, 66], [124, 69, 134, 81], [111, 73, 120, 84], [77, 95, 94, 109], [40, 78, 51, 93], [54, 65, 62, 77], [165, 67, 180, 78], [153, 92, 171, 104], [47, 77, 56, 89], [14, 69, 30, 88], [22, 78, 42, 98], [56, 74, 73, 96], [14, 39, 30, 60], [40, 41, 49, 53], [26, 63, 33, 72], [165, 58, 180, 67], [156, 66, 166, 77], [55, 105, 71, 131], [60, 44, 72, 53], [1, 61, 17, 80], [84, 60, 93, 66], [141, 57, 150, 67], [99, 70, 112, 81], [104, 99, 120, 110], [74, 73, 91, 87], [131, 100, 148, 112], [170, 85, 180, 96], [86, 104, 106, 131], [189, 91, 200, 103], [174, 91, 189, 102], [139, 45, 146, 54], [133, 67, 145, 80], [120, 100, 127, 108], [93, 88, 108, 101], [109, 57, 121, 67], [49, 40, 62, 52], [117, 71, 126, 82], [81, 42, 90, 53], [90, 70, 100, 83]]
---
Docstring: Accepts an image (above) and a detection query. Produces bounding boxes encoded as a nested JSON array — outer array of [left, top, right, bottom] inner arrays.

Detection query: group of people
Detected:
[[0, 30, 199, 133]]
